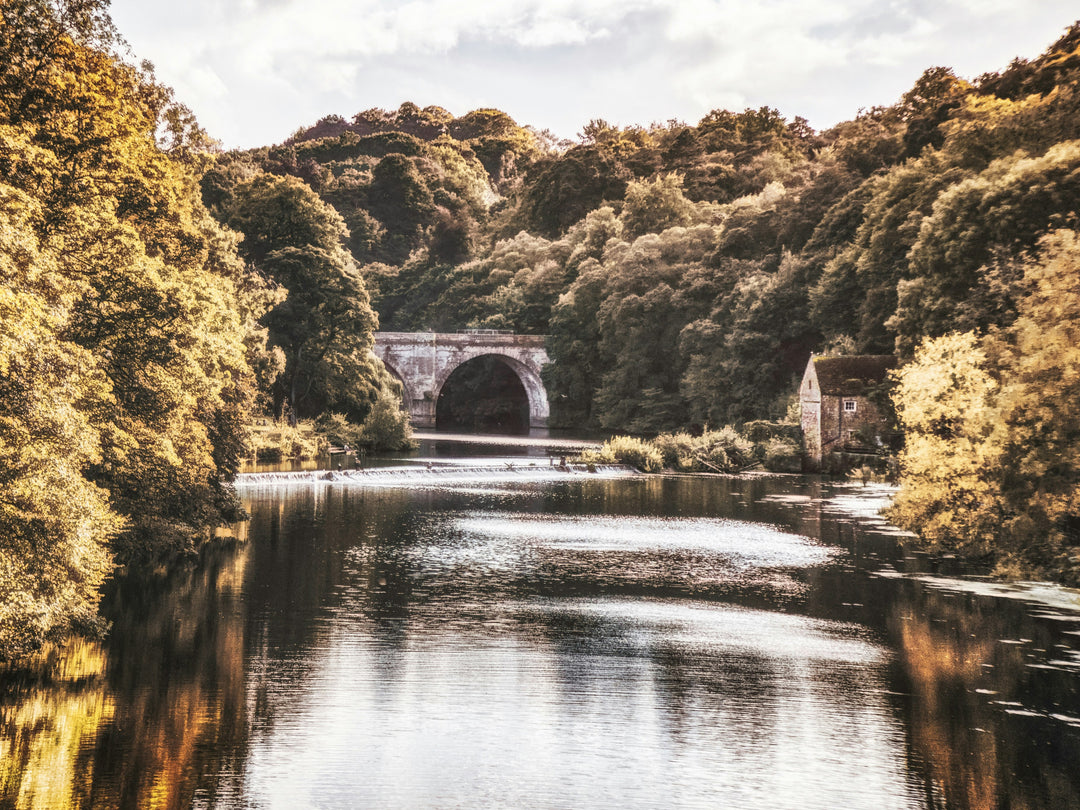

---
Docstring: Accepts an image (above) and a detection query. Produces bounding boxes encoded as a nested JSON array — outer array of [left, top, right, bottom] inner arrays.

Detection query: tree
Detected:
[[619, 173, 696, 239], [890, 233, 1080, 582], [0, 187, 120, 659], [516, 145, 633, 237], [892, 141, 1080, 353], [0, 0, 269, 656], [366, 153, 436, 262], [888, 332, 1003, 559], [898, 66, 973, 158], [226, 173, 349, 263], [989, 231, 1080, 579], [260, 245, 384, 421]]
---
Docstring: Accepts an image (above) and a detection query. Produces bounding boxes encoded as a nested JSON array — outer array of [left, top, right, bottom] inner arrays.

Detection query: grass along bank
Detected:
[[579, 423, 802, 474]]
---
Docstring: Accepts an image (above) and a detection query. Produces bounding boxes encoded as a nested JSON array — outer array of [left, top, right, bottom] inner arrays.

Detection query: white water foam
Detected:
[[234, 464, 636, 488]]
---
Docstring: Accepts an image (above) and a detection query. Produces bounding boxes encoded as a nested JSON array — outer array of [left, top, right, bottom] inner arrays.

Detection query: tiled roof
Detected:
[[812, 355, 896, 395]]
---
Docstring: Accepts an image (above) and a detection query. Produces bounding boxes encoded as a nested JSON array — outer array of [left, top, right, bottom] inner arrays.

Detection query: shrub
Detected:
[[651, 432, 696, 470], [358, 391, 416, 450], [314, 412, 363, 448], [741, 420, 800, 443], [696, 427, 755, 470], [763, 439, 802, 472], [249, 420, 326, 461], [583, 436, 663, 472]]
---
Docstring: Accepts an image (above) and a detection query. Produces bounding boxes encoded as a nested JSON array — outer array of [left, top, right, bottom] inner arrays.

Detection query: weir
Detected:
[[235, 464, 635, 487]]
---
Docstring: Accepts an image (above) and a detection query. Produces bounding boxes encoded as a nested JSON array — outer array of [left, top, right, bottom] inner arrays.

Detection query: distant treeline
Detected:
[[210, 27, 1080, 582], [212, 23, 1080, 437]]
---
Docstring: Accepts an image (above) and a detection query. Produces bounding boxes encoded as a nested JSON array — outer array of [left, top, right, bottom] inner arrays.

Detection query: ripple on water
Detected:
[[358, 511, 842, 606], [243, 597, 917, 810], [451, 512, 837, 568]]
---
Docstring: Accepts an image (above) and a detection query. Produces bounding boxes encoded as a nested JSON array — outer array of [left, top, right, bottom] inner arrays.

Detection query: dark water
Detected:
[[4, 469, 1080, 809]]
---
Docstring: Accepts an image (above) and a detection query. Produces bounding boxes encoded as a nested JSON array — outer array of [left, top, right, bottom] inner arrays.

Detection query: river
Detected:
[[3, 442, 1080, 809]]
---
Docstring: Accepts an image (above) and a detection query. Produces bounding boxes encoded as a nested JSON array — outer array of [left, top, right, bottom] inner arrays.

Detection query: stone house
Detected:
[[799, 354, 896, 470]]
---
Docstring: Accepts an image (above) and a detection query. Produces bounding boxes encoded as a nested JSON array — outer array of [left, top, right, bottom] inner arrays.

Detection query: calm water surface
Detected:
[[4, 460, 1080, 809]]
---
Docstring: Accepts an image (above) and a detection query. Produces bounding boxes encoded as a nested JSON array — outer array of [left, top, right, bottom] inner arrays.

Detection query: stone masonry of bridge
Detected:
[[372, 332, 551, 428]]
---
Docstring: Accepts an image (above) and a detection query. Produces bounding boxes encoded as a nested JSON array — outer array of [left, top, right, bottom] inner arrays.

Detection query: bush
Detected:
[[582, 435, 663, 472], [249, 420, 326, 461], [741, 420, 801, 444], [314, 412, 363, 448], [651, 432, 697, 470], [358, 391, 416, 450], [649, 426, 761, 472], [696, 427, 755, 471], [763, 439, 802, 472], [590, 425, 800, 475]]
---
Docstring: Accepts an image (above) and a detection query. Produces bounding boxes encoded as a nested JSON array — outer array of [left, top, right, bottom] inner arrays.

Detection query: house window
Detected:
[[843, 399, 857, 413]]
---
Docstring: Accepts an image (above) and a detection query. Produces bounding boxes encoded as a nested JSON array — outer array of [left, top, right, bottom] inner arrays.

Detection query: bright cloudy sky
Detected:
[[108, 0, 1077, 149]]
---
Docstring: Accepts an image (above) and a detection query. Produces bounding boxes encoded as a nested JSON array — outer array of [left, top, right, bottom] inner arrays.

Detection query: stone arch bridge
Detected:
[[372, 331, 550, 429]]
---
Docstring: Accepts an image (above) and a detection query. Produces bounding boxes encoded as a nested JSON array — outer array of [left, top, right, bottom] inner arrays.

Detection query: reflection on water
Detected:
[[0, 641, 112, 810], [1, 537, 251, 810], [3, 474, 1080, 808]]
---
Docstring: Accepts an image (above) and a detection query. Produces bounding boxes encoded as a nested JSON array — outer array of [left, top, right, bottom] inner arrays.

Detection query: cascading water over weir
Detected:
[[234, 463, 637, 487]]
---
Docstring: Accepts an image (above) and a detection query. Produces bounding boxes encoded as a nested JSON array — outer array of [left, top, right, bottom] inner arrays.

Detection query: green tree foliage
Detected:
[[550, 204, 723, 432], [989, 231, 1080, 576], [897, 66, 974, 157], [619, 173, 697, 239], [226, 173, 350, 262], [358, 390, 414, 450], [888, 332, 1003, 558], [0, 188, 121, 659], [890, 231, 1080, 581], [516, 144, 634, 237], [224, 174, 391, 422], [0, 0, 268, 657], [365, 153, 436, 262], [893, 140, 1080, 352]]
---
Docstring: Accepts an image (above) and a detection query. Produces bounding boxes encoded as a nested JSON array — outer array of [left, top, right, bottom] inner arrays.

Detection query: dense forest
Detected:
[[1, 0, 1079, 662], [0, 0, 404, 660], [208, 25, 1080, 437]]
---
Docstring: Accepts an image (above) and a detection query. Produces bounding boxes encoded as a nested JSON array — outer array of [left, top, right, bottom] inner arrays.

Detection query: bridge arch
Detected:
[[433, 352, 547, 433], [372, 332, 550, 430]]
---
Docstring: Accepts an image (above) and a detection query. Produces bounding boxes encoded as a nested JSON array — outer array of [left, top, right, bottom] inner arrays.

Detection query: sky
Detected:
[[108, 0, 1078, 150]]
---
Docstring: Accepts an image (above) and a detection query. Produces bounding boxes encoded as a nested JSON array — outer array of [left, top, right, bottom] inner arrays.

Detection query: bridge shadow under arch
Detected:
[[435, 355, 531, 434]]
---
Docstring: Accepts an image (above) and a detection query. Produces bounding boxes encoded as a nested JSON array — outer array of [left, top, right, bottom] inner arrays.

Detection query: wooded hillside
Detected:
[[215, 23, 1080, 435]]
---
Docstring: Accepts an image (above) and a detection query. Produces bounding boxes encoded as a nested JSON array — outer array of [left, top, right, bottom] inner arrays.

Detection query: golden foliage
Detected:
[[891, 232, 1080, 579], [0, 0, 267, 658]]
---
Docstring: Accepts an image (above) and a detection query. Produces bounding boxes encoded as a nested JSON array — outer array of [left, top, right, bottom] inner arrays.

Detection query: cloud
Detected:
[[107, 0, 1078, 148]]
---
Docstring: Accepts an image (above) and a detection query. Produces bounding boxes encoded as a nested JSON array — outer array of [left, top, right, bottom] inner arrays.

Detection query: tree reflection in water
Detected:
[[4, 476, 1080, 808], [891, 580, 1080, 810], [0, 535, 251, 810]]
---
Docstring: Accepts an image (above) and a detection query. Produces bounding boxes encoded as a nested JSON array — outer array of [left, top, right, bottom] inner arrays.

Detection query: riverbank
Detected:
[[577, 427, 803, 474]]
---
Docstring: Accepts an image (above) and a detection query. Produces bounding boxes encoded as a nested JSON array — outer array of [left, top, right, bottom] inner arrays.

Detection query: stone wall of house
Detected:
[[799, 361, 822, 469], [799, 354, 895, 470], [819, 394, 887, 454]]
